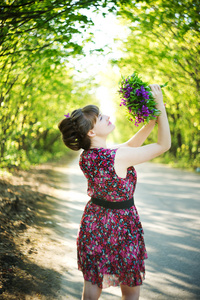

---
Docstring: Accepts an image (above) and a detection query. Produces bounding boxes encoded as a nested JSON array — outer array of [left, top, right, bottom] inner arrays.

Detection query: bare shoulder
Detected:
[[114, 147, 133, 177], [115, 146, 134, 158], [115, 143, 164, 167], [115, 146, 137, 167], [112, 142, 128, 148]]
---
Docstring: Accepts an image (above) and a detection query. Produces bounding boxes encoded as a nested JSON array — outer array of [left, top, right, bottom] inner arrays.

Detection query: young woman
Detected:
[[58, 84, 171, 300]]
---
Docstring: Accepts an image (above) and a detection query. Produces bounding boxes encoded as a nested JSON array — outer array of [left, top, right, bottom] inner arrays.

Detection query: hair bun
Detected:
[[58, 105, 99, 151]]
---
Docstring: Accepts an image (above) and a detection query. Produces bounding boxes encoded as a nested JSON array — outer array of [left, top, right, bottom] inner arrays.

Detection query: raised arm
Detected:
[[118, 119, 156, 148], [115, 84, 171, 169]]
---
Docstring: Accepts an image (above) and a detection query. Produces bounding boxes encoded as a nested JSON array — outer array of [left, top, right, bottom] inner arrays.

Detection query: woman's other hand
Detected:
[[149, 84, 164, 109]]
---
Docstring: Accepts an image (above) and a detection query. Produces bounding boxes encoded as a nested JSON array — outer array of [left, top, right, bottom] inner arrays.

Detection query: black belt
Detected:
[[91, 197, 134, 209]]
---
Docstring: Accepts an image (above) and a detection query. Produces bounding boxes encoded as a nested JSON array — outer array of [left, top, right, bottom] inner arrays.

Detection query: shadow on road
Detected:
[[135, 163, 200, 299]]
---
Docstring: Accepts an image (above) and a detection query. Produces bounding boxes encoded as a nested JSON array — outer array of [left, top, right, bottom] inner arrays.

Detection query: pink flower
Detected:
[[64, 113, 70, 118]]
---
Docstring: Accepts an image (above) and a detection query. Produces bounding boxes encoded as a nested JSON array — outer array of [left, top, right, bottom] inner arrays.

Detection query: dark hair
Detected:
[[58, 104, 99, 151]]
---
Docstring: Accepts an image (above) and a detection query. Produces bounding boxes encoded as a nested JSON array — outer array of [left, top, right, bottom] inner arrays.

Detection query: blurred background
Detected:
[[0, 0, 199, 171]]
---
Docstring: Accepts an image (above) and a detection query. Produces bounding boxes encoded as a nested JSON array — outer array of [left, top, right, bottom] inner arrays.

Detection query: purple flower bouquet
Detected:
[[118, 72, 167, 126]]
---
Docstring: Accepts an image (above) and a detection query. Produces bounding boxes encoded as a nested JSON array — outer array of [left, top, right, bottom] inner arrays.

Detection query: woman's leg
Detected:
[[82, 280, 102, 300], [120, 285, 140, 300]]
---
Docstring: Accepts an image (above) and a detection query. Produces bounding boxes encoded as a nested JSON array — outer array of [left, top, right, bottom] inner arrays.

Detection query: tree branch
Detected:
[[0, 1, 37, 9]]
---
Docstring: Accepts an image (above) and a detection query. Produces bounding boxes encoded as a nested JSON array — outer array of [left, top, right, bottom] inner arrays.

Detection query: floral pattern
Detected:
[[77, 148, 148, 289]]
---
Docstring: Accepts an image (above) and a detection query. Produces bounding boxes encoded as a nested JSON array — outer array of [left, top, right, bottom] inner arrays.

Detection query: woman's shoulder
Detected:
[[80, 147, 117, 160], [96, 147, 118, 156]]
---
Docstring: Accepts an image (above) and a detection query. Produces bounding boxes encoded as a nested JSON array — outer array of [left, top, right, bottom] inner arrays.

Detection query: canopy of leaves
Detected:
[[114, 0, 200, 169], [0, 0, 130, 168]]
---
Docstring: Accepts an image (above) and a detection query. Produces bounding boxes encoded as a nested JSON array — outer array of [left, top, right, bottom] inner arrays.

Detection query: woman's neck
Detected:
[[90, 137, 107, 149]]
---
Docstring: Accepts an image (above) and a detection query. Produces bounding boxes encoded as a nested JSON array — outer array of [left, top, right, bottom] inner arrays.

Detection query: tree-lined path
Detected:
[[1, 1, 199, 298], [41, 156, 200, 300]]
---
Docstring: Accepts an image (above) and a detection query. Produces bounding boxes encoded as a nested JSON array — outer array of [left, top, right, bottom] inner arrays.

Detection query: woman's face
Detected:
[[92, 113, 115, 137]]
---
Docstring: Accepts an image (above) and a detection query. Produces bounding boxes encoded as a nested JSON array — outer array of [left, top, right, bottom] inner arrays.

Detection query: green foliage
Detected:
[[1, 0, 199, 171], [0, 57, 96, 168], [114, 0, 200, 169], [1, 0, 126, 168]]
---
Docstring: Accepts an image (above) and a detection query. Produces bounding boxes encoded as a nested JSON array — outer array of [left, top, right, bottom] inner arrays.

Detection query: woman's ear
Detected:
[[87, 129, 96, 138]]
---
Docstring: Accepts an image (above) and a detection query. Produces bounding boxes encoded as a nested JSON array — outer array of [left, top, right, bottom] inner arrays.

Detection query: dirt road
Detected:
[[1, 156, 200, 299], [41, 156, 200, 300]]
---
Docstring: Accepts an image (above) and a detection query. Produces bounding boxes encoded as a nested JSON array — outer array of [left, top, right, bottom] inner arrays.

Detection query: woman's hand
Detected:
[[149, 84, 164, 109]]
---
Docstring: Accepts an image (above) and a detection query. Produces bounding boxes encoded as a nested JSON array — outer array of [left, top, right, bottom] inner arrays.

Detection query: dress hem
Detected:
[[78, 266, 146, 289]]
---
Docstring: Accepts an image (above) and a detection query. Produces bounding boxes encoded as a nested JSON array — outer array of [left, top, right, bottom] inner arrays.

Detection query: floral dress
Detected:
[[77, 147, 147, 289]]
